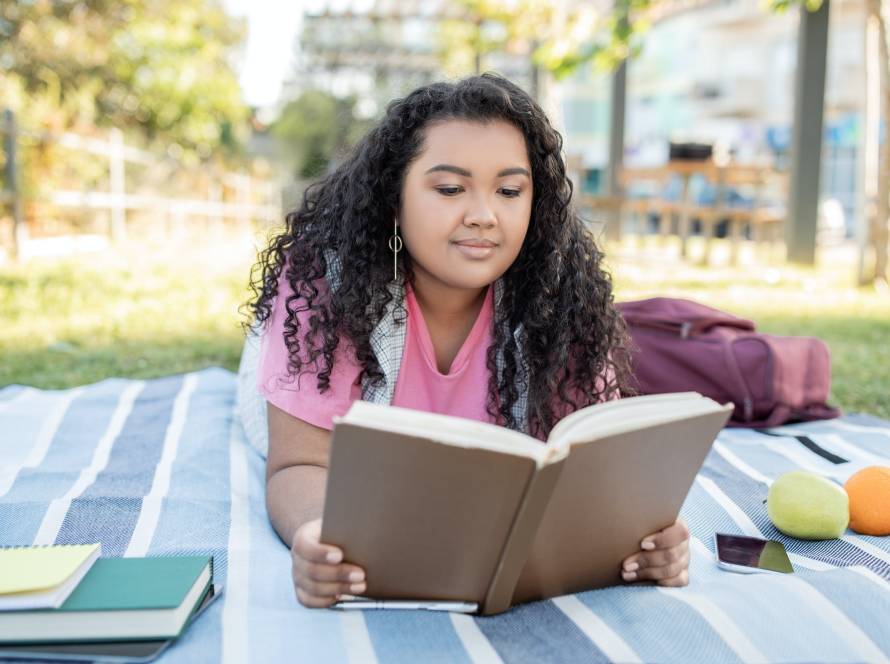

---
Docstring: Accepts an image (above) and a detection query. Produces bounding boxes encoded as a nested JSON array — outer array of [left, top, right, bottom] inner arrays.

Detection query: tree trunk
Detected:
[[864, 0, 890, 285], [877, 0, 890, 282]]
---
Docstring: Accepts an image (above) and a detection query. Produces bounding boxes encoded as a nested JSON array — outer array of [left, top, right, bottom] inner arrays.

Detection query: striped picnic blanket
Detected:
[[1, 367, 888, 663]]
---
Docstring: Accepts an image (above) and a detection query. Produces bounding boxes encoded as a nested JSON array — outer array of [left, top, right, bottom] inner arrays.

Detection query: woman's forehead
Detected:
[[416, 119, 530, 171]]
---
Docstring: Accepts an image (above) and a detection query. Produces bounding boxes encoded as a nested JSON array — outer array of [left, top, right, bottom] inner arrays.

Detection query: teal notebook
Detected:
[[0, 555, 213, 644]]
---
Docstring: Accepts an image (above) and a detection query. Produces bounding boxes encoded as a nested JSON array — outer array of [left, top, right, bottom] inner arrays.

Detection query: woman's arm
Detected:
[[265, 402, 332, 546], [266, 402, 368, 607]]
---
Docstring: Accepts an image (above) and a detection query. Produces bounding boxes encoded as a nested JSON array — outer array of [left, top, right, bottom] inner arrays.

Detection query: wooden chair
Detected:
[[618, 166, 685, 245], [678, 166, 786, 266], [720, 168, 787, 264]]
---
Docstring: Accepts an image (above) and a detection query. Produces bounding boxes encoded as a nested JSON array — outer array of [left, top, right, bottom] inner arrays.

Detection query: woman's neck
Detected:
[[410, 270, 490, 374], [410, 270, 488, 327]]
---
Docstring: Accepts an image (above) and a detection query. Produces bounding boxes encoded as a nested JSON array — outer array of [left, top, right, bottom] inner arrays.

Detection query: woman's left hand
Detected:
[[620, 518, 690, 587]]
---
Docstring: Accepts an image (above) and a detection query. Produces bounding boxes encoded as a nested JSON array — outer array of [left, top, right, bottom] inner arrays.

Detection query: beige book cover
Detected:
[[320, 392, 732, 615]]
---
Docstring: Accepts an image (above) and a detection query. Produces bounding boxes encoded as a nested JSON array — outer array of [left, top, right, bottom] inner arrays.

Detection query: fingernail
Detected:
[[350, 582, 366, 594], [641, 540, 656, 550], [622, 571, 637, 581], [349, 571, 365, 582], [624, 562, 639, 573], [326, 550, 343, 564]]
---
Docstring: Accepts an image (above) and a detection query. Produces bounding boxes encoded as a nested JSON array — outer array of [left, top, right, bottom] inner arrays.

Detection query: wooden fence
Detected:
[[0, 109, 281, 260]]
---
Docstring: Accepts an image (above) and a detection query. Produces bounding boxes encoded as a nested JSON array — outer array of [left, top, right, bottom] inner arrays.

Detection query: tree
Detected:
[[436, 0, 648, 83], [0, 0, 249, 160], [270, 91, 372, 180], [860, 0, 889, 286], [506, 0, 887, 286]]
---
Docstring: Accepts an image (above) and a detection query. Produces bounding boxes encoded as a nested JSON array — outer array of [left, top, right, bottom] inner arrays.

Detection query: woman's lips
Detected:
[[452, 240, 498, 259]]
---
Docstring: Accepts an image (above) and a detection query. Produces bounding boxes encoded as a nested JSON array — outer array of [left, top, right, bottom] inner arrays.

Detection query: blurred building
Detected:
[[558, 0, 864, 235], [286, 0, 537, 120], [284, 0, 863, 236]]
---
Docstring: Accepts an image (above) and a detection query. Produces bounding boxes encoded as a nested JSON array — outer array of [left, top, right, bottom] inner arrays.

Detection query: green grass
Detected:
[[1, 232, 887, 419], [0, 231, 256, 388], [608, 238, 890, 419]]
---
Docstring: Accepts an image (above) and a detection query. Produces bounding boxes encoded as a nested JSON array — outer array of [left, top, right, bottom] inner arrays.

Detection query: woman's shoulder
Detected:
[[256, 265, 363, 430]]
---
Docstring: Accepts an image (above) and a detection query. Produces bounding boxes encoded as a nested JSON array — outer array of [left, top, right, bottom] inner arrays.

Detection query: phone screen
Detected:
[[714, 533, 794, 573]]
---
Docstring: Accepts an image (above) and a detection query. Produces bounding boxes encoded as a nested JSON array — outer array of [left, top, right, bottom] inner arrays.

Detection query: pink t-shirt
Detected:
[[391, 282, 494, 422], [257, 275, 496, 431], [257, 271, 617, 434]]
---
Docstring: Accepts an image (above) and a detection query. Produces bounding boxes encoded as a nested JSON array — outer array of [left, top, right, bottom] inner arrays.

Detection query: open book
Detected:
[[320, 392, 732, 615]]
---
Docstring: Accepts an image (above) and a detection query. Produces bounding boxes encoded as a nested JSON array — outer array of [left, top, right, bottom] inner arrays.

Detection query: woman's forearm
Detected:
[[266, 464, 328, 547]]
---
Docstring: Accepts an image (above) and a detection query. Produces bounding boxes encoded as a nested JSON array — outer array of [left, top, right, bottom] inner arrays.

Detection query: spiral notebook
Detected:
[[0, 544, 101, 611]]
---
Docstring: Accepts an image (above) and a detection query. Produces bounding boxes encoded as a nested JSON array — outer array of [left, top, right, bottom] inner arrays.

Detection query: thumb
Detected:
[[294, 519, 343, 564], [302, 518, 322, 541]]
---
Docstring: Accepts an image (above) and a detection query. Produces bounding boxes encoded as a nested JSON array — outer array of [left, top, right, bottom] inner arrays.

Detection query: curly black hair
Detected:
[[242, 72, 631, 439]]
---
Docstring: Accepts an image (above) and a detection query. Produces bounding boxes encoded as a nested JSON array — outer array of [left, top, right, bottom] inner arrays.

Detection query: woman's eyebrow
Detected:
[[424, 164, 530, 178]]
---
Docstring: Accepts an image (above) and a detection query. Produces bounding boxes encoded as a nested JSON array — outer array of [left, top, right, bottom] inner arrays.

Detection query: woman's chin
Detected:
[[414, 254, 513, 290], [439, 270, 505, 291]]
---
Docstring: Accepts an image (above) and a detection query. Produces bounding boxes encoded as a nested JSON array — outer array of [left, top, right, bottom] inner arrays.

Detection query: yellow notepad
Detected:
[[0, 544, 101, 610]]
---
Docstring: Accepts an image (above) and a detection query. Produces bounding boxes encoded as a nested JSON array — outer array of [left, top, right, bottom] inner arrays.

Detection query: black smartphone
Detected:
[[714, 533, 794, 575]]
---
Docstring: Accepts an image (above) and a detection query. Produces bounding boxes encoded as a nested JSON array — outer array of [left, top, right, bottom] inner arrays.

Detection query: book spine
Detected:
[[479, 458, 566, 616]]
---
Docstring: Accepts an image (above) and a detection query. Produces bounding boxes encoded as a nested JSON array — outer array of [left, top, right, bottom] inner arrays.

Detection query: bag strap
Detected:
[[623, 314, 755, 339], [721, 339, 755, 422]]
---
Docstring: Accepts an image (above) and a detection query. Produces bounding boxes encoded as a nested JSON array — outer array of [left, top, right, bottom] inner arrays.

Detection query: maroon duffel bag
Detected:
[[615, 297, 841, 427]]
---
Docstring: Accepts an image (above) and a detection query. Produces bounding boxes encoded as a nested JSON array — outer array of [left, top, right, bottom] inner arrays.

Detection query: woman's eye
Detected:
[[435, 186, 463, 196], [499, 188, 521, 198]]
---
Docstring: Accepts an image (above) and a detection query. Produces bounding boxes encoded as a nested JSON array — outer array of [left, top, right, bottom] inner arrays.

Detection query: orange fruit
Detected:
[[844, 466, 890, 536]]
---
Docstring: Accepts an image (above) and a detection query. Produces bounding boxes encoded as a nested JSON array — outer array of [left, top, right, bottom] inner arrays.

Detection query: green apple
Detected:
[[767, 470, 849, 540]]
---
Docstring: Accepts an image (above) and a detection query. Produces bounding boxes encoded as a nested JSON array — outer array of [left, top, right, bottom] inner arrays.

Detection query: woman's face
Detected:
[[398, 119, 533, 291]]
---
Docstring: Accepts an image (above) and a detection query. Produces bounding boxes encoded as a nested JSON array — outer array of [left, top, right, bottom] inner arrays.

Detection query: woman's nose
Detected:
[[464, 198, 497, 228]]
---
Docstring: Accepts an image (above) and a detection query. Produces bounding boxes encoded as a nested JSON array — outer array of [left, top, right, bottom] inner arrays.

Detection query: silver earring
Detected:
[[388, 218, 402, 281]]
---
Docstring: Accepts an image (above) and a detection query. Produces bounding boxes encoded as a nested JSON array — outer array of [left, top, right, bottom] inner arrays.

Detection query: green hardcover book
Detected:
[[0, 555, 213, 644]]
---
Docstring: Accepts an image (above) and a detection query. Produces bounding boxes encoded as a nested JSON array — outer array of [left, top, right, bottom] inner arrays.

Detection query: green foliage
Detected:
[[540, 0, 823, 79], [0, 232, 253, 388], [434, 0, 828, 81], [442, 0, 826, 82], [270, 90, 372, 180], [1, 235, 887, 421], [438, 0, 551, 76], [767, 0, 824, 13], [436, 0, 649, 80], [0, 0, 249, 159]]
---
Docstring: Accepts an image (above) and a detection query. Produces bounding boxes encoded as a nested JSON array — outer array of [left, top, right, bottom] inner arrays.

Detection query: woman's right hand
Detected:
[[291, 518, 367, 608]]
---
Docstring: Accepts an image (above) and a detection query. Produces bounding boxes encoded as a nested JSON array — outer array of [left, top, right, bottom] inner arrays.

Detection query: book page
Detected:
[[338, 401, 568, 466], [548, 393, 728, 447]]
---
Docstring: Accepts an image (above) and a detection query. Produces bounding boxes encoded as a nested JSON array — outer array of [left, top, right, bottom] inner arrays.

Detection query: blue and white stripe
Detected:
[[1, 367, 888, 663]]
